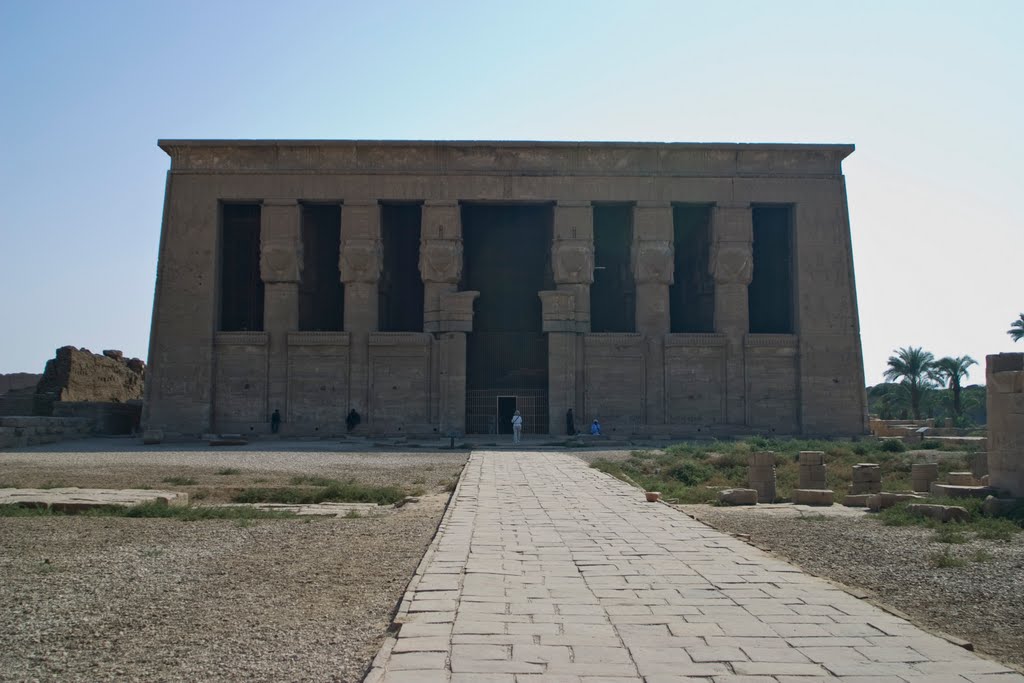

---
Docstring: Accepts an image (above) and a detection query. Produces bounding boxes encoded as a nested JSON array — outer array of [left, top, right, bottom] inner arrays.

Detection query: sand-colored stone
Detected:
[[986, 353, 1024, 497], [0, 487, 187, 511], [145, 141, 868, 438], [718, 488, 758, 506], [904, 503, 970, 523], [791, 488, 834, 506]]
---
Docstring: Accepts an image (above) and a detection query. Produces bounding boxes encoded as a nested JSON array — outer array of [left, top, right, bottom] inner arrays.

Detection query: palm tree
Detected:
[[883, 346, 936, 420], [931, 355, 977, 418], [1010, 313, 1024, 342]]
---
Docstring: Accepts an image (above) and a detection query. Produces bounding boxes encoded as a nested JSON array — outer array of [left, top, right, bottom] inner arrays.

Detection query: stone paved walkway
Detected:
[[366, 452, 1023, 683]]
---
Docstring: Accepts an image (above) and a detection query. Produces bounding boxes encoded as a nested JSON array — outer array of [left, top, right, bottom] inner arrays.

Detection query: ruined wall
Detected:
[[0, 373, 41, 395], [34, 347, 145, 416], [987, 353, 1024, 497]]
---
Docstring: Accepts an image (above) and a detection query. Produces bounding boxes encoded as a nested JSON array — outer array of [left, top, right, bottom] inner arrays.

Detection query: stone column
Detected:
[[420, 200, 463, 333], [552, 201, 594, 331], [539, 290, 577, 435], [632, 202, 673, 427], [987, 353, 1024, 497], [340, 200, 382, 416], [711, 204, 753, 426], [260, 199, 301, 428], [551, 202, 593, 433], [437, 290, 479, 435]]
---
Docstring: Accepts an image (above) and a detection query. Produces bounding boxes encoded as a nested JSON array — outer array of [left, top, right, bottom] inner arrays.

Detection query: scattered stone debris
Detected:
[[718, 488, 757, 506], [904, 503, 970, 523], [0, 487, 187, 512]]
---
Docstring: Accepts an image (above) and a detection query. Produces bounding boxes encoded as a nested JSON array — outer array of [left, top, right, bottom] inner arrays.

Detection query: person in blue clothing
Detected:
[[590, 418, 601, 436]]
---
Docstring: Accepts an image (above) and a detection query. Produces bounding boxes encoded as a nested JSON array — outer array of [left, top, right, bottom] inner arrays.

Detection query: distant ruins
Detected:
[[0, 347, 145, 437], [145, 140, 868, 437]]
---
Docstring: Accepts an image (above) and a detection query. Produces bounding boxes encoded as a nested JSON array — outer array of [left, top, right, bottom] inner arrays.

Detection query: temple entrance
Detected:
[[462, 203, 552, 434]]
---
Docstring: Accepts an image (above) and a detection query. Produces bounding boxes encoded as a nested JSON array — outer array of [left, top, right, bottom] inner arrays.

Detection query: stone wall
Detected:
[[0, 373, 40, 395], [146, 140, 868, 437], [0, 416, 92, 449], [986, 353, 1024, 497], [35, 347, 145, 415]]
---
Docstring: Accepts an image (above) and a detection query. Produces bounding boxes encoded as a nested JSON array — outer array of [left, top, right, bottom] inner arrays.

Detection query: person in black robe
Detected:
[[566, 408, 576, 436]]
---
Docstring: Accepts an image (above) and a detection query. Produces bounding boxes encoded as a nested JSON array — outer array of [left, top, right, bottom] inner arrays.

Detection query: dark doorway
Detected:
[[497, 396, 516, 435], [299, 204, 343, 331], [749, 205, 794, 334], [670, 204, 715, 333], [379, 203, 424, 332], [591, 204, 635, 333], [220, 203, 264, 332], [462, 203, 552, 434]]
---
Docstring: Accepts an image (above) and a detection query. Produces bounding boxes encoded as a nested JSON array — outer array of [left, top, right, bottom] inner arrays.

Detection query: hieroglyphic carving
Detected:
[[552, 239, 594, 285], [631, 240, 674, 285], [419, 238, 463, 284], [339, 238, 382, 284]]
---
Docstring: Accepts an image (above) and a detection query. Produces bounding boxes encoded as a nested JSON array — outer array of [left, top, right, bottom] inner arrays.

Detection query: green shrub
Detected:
[[880, 439, 907, 453], [666, 460, 714, 486]]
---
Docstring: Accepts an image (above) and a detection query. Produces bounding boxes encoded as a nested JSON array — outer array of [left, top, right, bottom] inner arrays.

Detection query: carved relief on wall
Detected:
[[260, 241, 303, 283], [552, 240, 594, 285], [419, 238, 463, 284], [631, 240, 674, 285], [339, 238, 382, 283], [710, 241, 753, 286]]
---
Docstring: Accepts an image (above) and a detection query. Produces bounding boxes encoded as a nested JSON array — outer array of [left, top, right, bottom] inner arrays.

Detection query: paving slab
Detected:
[[365, 452, 1024, 683]]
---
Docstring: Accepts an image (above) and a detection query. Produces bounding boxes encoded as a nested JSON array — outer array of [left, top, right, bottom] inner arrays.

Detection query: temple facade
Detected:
[[144, 140, 867, 438]]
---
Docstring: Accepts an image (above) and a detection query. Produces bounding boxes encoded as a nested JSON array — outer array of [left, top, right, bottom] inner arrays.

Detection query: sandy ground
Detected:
[[0, 440, 467, 682]]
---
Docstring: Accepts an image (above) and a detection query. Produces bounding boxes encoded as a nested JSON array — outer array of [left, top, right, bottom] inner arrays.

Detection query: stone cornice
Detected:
[[158, 140, 854, 178]]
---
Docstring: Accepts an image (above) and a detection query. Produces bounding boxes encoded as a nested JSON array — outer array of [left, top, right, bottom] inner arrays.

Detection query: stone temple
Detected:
[[144, 140, 867, 438]]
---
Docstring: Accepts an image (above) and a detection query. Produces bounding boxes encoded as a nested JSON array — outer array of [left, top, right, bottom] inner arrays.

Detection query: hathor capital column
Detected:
[[260, 199, 302, 429], [632, 202, 674, 426], [340, 200, 382, 418], [550, 201, 594, 432], [420, 201, 463, 333], [418, 200, 472, 434], [711, 203, 753, 426]]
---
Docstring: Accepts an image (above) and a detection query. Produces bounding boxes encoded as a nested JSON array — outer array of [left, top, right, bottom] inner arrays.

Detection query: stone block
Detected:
[[874, 492, 925, 510], [791, 489, 833, 506], [946, 471, 975, 486], [798, 451, 824, 465], [142, 429, 163, 445], [842, 494, 871, 507], [904, 503, 970, 523], [850, 480, 882, 495], [748, 480, 777, 504], [982, 495, 1023, 517], [748, 451, 776, 467], [718, 488, 758, 506], [971, 451, 988, 479], [929, 483, 994, 499]]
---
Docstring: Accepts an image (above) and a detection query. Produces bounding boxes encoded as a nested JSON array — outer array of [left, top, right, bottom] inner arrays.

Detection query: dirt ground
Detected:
[[0, 440, 467, 682]]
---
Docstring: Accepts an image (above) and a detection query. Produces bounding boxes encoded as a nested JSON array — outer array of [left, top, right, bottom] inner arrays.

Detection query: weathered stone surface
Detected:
[[147, 140, 868, 437], [911, 462, 939, 492], [867, 492, 925, 511], [747, 451, 777, 503], [791, 488, 834, 506], [987, 353, 1024, 497], [0, 372, 40, 396], [0, 487, 187, 511], [947, 471, 976, 486], [718, 488, 757, 505], [930, 483, 995, 499], [842, 493, 871, 507], [0, 416, 92, 449], [905, 503, 970, 523], [34, 346, 144, 416]]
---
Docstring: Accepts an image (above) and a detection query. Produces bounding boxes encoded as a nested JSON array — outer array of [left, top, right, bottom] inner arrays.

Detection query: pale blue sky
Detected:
[[1, 0, 1021, 383]]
